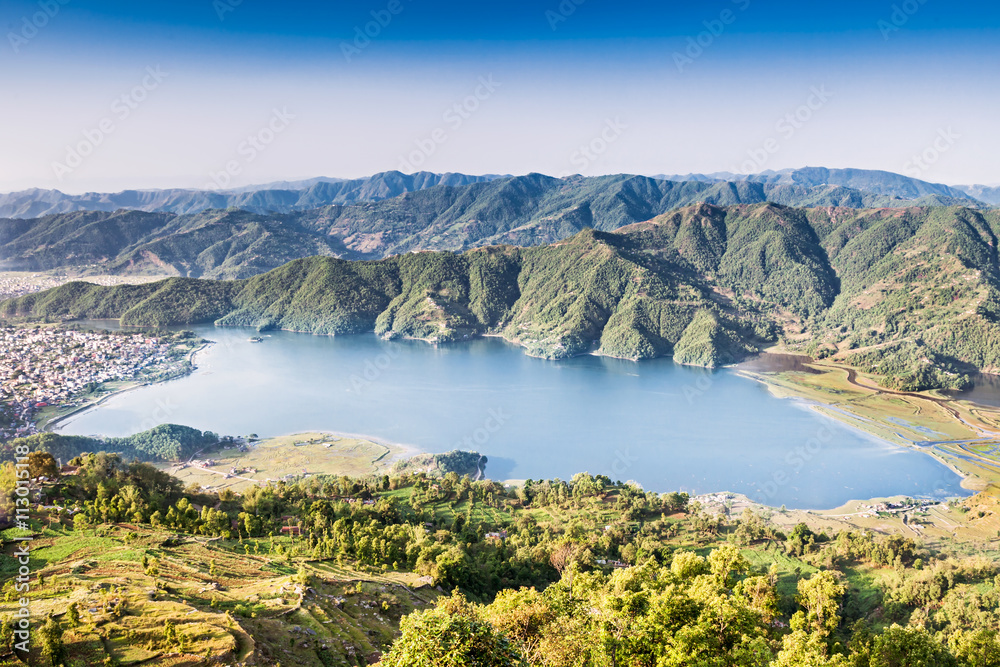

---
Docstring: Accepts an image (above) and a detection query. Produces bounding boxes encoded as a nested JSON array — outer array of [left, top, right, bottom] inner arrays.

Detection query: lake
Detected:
[[953, 373, 1000, 408], [56, 325, 969, 509]]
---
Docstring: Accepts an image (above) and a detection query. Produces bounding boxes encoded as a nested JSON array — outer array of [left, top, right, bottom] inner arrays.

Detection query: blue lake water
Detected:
[[56, 325, 969, 509]]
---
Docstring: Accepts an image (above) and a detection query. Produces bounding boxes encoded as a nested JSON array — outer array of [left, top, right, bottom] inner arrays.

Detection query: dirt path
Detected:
[[841, 367, 997, 436]]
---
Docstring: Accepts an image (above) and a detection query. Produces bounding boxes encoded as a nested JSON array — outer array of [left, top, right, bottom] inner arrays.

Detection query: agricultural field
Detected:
[[0, 522, 438, 666], [5, 455, 1000, 665], [163, 433, 408, 492]]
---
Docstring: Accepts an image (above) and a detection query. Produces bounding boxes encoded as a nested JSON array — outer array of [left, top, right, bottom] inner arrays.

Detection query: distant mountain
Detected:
[[655, 167, 984, 205], [3, 168, 991, 220], [7, 202, 1000, 384], [0, 171, 501, 218], [0, 174, 980, 279], [955, 184, 1000, 205]]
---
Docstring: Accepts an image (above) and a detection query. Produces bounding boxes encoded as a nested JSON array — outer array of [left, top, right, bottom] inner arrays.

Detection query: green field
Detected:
[[163, 432, 406, 492]]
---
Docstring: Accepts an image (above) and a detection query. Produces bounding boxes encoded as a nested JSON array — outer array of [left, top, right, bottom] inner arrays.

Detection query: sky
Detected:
[[1, 0, 998, 193]]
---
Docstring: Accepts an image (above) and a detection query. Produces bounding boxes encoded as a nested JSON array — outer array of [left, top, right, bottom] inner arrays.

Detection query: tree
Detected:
[[378, 592, 523, 667], [950, 629, 1000, 667], [480, 587, 568, 666], [708, 544, 750, 588], [866, 625, 957, 667], [37, 614, 64, 666], [775, 629, 849, 667], [0, 617, 13, 655], [66, 602, 80, 627], [787, 522, 816, 556], [27, 451, 60, 480], [795, 571, 845, 637], [549, 541, 580, 575]]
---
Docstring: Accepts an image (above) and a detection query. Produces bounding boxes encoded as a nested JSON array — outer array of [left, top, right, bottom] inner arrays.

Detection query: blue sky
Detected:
[[2, 0, 998, 192]]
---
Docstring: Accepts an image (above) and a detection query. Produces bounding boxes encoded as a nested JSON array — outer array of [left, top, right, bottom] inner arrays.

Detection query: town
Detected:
[[0, 325, 199, 438], [0, 271, 163, 302]]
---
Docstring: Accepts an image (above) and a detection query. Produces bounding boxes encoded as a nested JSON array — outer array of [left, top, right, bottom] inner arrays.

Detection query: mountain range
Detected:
[[655, 167, 999, 204], [2, 171, 994, 279], [0, 172, 500, 219], [7, 202, 1000, 387], [6, 167, 993, 220]]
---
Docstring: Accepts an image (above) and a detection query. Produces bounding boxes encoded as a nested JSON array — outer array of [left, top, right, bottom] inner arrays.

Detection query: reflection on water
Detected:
[[952, 373, 1000, 408], [736, 353, 821, 374], [55, 324, 969, 509]]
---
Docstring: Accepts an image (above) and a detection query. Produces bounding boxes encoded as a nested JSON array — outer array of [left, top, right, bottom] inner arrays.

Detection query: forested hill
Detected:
[[0, 173, 985, 279], [4, 203, 1000, 383]]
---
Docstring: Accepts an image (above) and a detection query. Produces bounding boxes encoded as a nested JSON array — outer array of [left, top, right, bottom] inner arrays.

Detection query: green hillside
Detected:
[[4, 451, 1000, 666], [1, 174, 986, 279], [4, 203, 1000, 379]]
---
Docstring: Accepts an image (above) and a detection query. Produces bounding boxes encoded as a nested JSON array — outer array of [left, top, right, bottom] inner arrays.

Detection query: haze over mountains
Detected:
[[656, 167, 999, 204], [1, 167, 997, 220], [4, 165, 1000, 381], [2, 168, 997, 280], [0, 172, 499, 219]]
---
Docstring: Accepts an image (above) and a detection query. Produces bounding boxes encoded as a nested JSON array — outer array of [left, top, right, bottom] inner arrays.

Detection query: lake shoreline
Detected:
[[49, 322, 978, 509], [735, 353, 1000, 497], [41, 337, 210, 433]]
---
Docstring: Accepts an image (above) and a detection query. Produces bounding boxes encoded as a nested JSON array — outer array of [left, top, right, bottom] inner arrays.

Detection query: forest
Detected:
[[3, 449, 1000, 665], [3, 203, 1000, 385]]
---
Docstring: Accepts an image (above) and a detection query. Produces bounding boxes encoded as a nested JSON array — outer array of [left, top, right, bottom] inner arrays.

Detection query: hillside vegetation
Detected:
[[1, 425, 222, 464], [4, 203, 1000, 379], [1, 174, 987, 279], [4, 453, 1000, 665]]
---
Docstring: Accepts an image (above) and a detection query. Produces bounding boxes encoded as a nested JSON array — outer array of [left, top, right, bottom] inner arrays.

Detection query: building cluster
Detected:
[[0, 273, 162, 302], [0, 274, 66, 301], [0, 326, 185, 438], [855, 499, 938, 519]]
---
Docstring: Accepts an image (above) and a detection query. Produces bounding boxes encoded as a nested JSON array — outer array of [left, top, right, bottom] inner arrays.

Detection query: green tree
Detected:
[[866, 625, 956, 667], [37, 614, 64, 666], [66, 602, 80, 627], [0, 616, 13, 655], [795, 571, 845, 637], [775, 630, 849, 667], [379, 592, 523, 667], [27, 451, 60, 480], [950, 629, 1000, 667]]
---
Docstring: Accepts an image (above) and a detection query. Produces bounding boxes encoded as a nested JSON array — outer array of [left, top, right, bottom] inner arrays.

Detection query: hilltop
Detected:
[[3, 202, 1000, 383], [0, 172, 990, 279]]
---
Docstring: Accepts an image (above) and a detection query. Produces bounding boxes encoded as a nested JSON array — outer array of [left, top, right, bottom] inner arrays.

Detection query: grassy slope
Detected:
[[6, 479, 1000, 666], [0, 522, 438, 667]]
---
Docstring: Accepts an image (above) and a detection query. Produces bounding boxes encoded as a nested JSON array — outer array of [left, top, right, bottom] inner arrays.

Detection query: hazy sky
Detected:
[[1, 0, 998, 193]]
